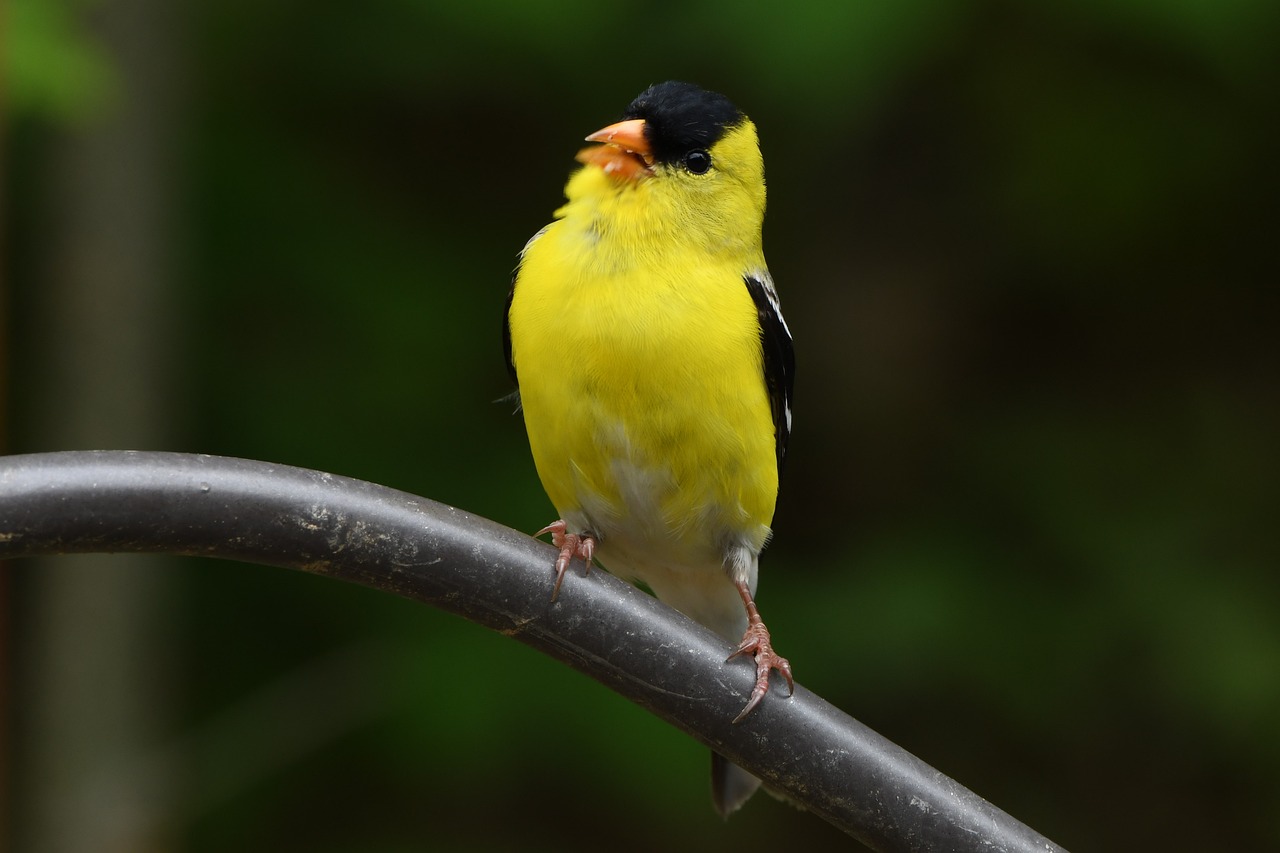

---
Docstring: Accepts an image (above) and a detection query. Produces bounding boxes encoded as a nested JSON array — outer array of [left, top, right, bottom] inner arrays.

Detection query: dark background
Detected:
[[4, 1, 1278, 851]]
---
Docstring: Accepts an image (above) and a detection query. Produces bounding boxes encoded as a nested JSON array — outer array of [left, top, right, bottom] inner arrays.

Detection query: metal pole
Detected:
[[0, 450, 1066, 852]]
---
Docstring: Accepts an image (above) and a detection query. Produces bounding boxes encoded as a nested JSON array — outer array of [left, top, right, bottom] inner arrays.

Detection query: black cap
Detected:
[[622, 81, 745, 166]]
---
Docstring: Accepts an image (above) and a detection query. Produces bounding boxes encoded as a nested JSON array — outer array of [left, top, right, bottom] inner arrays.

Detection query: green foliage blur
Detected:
[[5, 0, 1279, 850]]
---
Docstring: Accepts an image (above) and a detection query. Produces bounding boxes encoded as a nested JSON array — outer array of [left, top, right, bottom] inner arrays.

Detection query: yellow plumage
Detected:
[[504, 82, 793, 815]]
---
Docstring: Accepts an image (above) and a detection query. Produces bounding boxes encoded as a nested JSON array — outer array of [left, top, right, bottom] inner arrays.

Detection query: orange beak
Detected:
[[575, 118, 654, 182]]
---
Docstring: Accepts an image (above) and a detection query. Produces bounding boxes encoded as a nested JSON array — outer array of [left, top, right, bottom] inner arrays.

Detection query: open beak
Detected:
[[575, 118, 654, 182]]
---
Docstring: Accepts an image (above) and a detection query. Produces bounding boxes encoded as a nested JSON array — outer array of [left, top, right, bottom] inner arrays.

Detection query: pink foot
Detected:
[[534, 520, 596, 602], [728, 580, 794, 723]]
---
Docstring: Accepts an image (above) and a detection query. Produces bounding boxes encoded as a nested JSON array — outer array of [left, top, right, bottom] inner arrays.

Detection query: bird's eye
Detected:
[[683, 149, 712, 175]]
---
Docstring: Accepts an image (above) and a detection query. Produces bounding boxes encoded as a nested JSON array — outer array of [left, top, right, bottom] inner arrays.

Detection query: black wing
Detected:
[[744, 272, 794, 469], [502, 276, 518, 388]]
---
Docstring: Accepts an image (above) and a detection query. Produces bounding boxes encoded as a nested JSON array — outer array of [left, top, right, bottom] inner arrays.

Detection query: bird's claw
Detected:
[[728, 621, 794, 724], [534, 520, 596, 602]]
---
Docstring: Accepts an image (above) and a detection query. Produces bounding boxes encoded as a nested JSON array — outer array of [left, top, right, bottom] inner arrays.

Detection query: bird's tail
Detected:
[[711, 752, 762, 818]]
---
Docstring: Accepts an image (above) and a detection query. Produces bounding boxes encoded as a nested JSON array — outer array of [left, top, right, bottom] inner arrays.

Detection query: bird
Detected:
[[503, 81, 795, 816]]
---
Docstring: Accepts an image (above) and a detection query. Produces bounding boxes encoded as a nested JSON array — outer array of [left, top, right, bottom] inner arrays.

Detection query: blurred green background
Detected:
[[3, 0, 1278, 850]]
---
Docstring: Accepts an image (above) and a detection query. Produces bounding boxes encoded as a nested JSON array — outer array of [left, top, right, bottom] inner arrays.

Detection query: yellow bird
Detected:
[[503, 81, 795, 816]]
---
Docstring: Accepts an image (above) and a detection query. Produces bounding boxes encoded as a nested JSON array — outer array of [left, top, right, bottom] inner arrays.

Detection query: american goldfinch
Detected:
[[503, 81, 795, 816]]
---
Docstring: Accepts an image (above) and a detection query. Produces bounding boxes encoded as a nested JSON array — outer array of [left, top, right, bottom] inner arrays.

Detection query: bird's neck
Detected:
[[555, 168, 761, 270]]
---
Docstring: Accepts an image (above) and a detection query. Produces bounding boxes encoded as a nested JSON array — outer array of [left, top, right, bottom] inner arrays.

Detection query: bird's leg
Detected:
[[534, 520, 596, 602], [727, 579, 794, 723]]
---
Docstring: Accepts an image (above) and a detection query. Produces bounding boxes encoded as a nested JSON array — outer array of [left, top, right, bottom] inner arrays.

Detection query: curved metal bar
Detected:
[[0, 450, 1065, 852]]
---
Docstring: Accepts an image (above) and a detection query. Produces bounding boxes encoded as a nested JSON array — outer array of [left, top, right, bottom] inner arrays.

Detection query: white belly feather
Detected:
[[560, 420, 763, 642]]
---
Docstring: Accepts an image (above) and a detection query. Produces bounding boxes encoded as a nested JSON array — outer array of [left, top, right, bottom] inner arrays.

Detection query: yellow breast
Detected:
[[508, 197, 777, 569]]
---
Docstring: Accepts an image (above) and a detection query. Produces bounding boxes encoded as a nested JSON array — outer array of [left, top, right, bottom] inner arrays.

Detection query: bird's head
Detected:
[[567, 82, 767, 253]]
